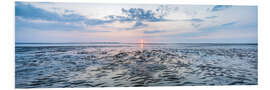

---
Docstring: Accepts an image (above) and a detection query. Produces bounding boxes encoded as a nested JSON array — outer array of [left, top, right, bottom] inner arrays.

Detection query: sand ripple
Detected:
[[15, 46, 257, 88]]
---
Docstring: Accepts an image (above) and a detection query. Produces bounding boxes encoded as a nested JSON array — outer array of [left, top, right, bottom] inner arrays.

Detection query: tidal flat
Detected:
[[15, 43, 258, 88]]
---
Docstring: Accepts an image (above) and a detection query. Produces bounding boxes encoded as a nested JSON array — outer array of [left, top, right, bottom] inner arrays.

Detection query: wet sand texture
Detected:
[[15, 45, 257, 88]]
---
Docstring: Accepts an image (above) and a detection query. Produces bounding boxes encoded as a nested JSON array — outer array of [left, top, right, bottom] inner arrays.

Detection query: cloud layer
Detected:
[[15, 2, 258, 43]]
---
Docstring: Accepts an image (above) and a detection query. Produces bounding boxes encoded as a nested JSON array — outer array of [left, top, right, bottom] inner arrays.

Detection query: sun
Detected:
[[140, 39, 144, 44]]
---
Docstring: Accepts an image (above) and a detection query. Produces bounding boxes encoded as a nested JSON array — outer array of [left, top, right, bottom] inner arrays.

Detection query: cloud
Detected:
[[15, 2, 61, 20], [106, 6, 177, 29], [121, 8, 164, 22], [198, 21, 237, 32], [15, 16, 112, 32], [205, 16, 218, 19], [15, 2, 86, 22], [117, 5, 175, 22], [133, 21, 148, 28], [15, 16, 84, 31], [183, 18, 204, 28], [185, 18, 204, 22], [221, 22, 236, 26], [15, 2, 257, 43], [211, 5, 232, 12], [15, 2, 118, 27], [144, 30, 163, 34], [16, 2, 177, 31], [188, 29, 257, 40], [192, 23, 201, 28], [83, 19, 115, 26], [107, 8, 165, 28]]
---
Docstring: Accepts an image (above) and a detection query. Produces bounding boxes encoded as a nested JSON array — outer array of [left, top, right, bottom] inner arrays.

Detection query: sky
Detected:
[[15, 2, 258, 43]]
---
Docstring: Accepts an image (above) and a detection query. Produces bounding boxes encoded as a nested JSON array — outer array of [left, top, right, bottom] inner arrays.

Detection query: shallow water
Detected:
[[15, 43, 258, 88]]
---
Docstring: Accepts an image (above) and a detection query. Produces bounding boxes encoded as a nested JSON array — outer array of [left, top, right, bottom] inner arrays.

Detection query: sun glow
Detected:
[[140, 39, 144, 44], [140, 39, 144, 49]]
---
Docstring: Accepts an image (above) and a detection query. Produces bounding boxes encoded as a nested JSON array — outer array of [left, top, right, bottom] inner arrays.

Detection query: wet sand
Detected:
[[15, 44, 258, 88]]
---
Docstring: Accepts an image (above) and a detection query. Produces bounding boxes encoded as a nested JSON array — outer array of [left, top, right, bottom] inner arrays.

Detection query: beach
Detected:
[[15, 43, 258, 88]]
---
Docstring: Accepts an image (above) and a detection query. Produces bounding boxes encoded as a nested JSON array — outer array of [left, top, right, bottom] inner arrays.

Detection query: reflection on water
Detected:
[[140, 43, 144, 49], [15, 43, 257, 88]]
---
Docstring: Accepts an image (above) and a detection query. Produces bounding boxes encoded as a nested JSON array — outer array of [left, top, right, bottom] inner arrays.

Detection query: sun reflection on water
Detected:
[[140, 43, 144, 49], [140, 39, 144, 49]]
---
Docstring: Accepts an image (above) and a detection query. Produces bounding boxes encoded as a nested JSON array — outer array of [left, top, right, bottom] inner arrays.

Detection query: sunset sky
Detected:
[[15, 2, 257, 43]]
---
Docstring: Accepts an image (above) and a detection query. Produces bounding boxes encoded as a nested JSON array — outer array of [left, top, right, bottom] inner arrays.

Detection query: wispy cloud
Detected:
[[15, 16, 84, 31], [15, 2, 121, 32], [198, 21, 237, 32], [211, 5, 232, 12], [16, 2, 178, 31], [185, 18, 204, 22], [183, 18, 204, 28], [144, 30, 163, 34], [192, 23, 201, 28], [205, 16, 218, 19], [188, 29, 257, 40], [15, 2, 257, 43], [221, 22, 236, 26], [16, 2, 86, 22]]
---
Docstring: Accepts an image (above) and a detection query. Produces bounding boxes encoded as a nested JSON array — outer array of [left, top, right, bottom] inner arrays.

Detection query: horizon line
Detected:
[[15, 42, 258, 44]]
